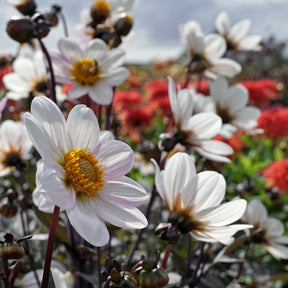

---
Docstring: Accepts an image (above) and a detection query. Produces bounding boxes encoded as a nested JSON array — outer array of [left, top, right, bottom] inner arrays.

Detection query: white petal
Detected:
[[30, 96, 71, 153], [90, 197, 147, 229], [234, 107, 260, 129], [227, 84, 249, 112], [67, 104, 100, 150], [205, 34, 226, 59], [88, 83, 114, 105], [164, 152, 196, 204], [265, 243, 288, 259], [242, 199, 268, 225], [230, 20, 251, 43], [151, 159, 167, 203], [194, 145, 232, 163], [33, 185, 55, 213], [210, 58, 242, 78], [100, 48, 126, 70], [238, 35, 262, 51], [266, 218, 284, 237], [186, 113, 222, 139], [94, 140, 134, 179], [3, 73, 29, 92], [103, 67, 129, 86], [98, 176, 149, 206], [210, 76, 229, 103], [197, 199, 247, 226], [68, 84, 88, 99], [85, 38, 109, 60], [215, 11, 231, 36], [58, 38, 83, 63], [36, 161, 76, 211], [13, 57, 36, 82], [193, 171, 226, 210], [66, 200, 109, 246], [24, 113, 62, 162]]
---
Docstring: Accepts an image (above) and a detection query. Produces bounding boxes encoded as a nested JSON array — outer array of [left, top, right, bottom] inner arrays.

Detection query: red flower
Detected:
[[257, 106, 288, 139], [262, 159, 288, 193], [114, 90, 142, 110], [239, 79, 283, 108]]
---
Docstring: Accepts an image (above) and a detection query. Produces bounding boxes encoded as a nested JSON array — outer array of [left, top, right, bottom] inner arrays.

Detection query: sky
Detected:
[[0, 0, 288, 63]]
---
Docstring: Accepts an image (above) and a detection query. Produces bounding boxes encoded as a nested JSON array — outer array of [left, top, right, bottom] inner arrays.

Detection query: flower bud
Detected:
[[13, 0, 37, 17], [6, 17, 34, 43], [139, 267, 169, 288], [91, 0, 110, 25], [114, 14, 134, 36], [0, 242, 25, 260], [0, 197, 18, 218]]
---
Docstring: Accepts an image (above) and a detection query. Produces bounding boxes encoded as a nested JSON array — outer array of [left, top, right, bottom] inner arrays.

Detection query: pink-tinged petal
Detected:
[[266, 218, 284, 237], [24, 113, 62, 162], [90, 197, 147, 229], [36, 161, 76, 211], [205, 34, 226, 59], [66, 200, 109, 246], [88, 83, 113, 105], [230, 19, 251, 42], [67, 104, 100, 150], [215, 11, 231, 36], [103, 67, 129, 86], [193, 171, 226, 210], [210, 58, 242, 78], [196, 199, 247, 226], [186, 113, 222, 139], [238, 35, 262, 51], [265, 244, 288, 259], [30, 96, 71, 153], [98, 176, 148, 206], [57, 38, 83, 63], [100, 48, 126, 70], [33, 185, 55, 213], [85, 38, 109, 60], [68, 84, 88, 99], [164, 153, 196, 204], [94, 140, 134, 179], [242, 199, 268, 224], [3, 73, 29, 92]]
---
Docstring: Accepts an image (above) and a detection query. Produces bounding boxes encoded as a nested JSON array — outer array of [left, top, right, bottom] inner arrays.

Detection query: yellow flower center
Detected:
[[93, 0, 110, 15], [70, 58, 101, 86], [63, 148, 105, 197]]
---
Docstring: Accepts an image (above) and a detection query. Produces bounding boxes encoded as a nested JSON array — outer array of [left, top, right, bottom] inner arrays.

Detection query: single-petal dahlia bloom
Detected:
[[153, 152, 249, 245], [205, 76, 261, 137], [179, 21, 241, 78], [242, 199, 288, 259], [3, 51, 65, 103], [215, 11, 262, 52], [0, 120, 33, 176], [162, 77, 233, 163], [261, 158, 288, 194], [51, 38, 129, 105], [24, 96, 148, 246]]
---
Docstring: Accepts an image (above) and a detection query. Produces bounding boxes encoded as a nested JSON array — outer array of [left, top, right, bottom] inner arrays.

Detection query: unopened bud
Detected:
[[0, 198, 18, 218], [6, 17, 34, 43], [0, 242, 25, 260], [139, 267, 169, 288], [91, 0, 110, 25], [13, 0, 37, 16], [114, 14, 134, 36]]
